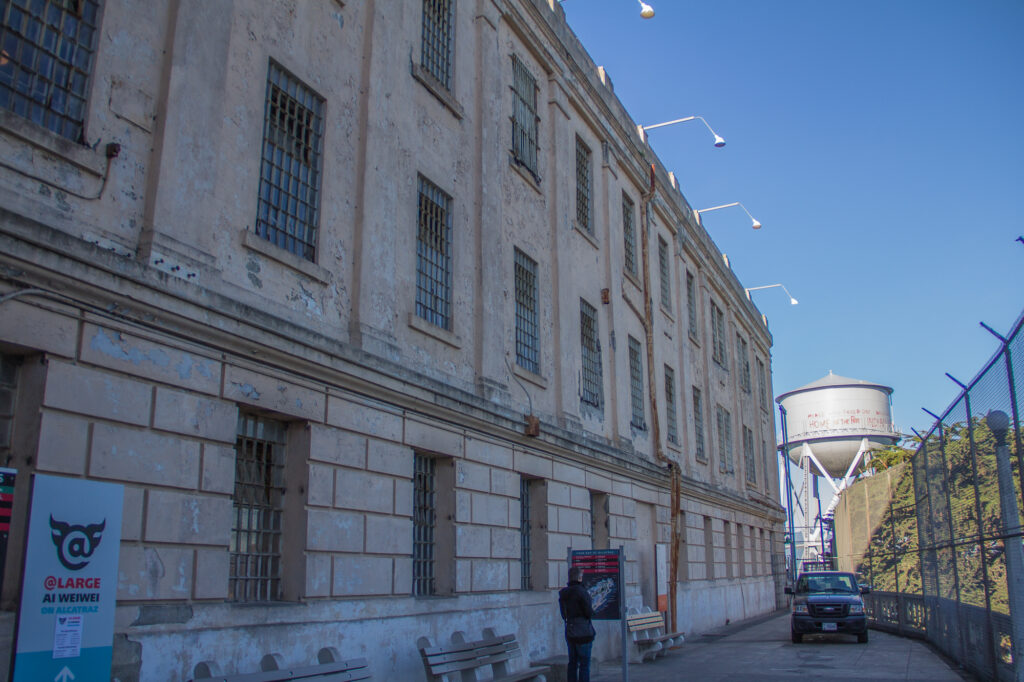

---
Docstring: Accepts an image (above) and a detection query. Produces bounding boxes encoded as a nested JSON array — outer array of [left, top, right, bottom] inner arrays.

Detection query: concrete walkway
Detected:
[[585, 611, 975, 681]]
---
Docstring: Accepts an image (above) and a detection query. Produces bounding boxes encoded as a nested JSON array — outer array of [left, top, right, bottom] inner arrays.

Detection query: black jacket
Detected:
[[559, 580, 595, 642]]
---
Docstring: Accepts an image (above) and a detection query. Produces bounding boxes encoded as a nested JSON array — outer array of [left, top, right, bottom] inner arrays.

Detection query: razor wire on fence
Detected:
[[850, 311, 1023, 682]]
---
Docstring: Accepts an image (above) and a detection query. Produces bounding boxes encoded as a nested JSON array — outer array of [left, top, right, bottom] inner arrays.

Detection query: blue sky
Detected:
[[560, 0, 1024, 437]]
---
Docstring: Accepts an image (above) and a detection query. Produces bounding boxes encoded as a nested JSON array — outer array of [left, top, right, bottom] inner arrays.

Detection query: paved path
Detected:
[[586, 611, 974, 682]]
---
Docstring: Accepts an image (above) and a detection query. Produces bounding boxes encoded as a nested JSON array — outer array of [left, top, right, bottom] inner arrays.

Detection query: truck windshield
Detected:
[[796, 574, 857, 594]]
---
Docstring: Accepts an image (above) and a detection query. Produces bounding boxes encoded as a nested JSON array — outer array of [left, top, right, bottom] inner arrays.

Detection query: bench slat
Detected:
[[420, 633, 515, 657], [422, 639, 517, 663], [423, 649, 520, 675]]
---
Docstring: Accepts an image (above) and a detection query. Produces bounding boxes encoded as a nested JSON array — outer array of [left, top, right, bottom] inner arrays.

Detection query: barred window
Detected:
[[622, 193, 637, 276], [743, 425, 756, 484], [692, 387, 706, 462], [711, 300, 727, 366], [757, 358, 768, 410], [580, 299, 603, 407], [665, 366, 678, 445], [520, 477, 532, 590], [416, 175, 453, 330], [590, 491, 609, 549], [511, 54, 538, 176], [575, 136, 592, 233], [716, 405, 733, 474], [255, 62, 324, 262], [658, 237, 671, 308], [413, 453, 437, 596], [514, 248, 539, 374], [762, 439, 771, 492], [0, 354, 18, 459], [420, 0, 453, 89], [686, 271, 698, 338], [231, 413, 286, 602], [628, 336, 645, 430], [737, 334, 751, 392], [0, 0, 100, 142]]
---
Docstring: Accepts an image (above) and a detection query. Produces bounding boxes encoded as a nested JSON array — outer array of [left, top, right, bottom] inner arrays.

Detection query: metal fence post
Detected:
[[949, 375, 999, 682], [989, 410, 1024, 681]]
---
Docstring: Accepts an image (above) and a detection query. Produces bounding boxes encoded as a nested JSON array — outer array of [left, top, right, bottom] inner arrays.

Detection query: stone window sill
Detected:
[[508, 155, 542, 194], [408, 313, 462, 349], [241, 230, 331, 284], [512, 362, 548, 390], [411, 63, 464, 120], [574, 222, 599, 249], [0, 109, 107, 177]]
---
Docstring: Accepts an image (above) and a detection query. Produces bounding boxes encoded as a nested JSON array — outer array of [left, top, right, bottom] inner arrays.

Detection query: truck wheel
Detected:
[[791, 632, 802, 644], [858, 631, 869, 643]]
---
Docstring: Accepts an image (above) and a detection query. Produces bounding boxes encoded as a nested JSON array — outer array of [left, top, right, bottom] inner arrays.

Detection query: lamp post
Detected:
[[640, 115, 725, 148], [696, 202, 761, 230], [745, 284, 798, 306], [988, 410, 1024, 682], [559, 0, 655, 19]]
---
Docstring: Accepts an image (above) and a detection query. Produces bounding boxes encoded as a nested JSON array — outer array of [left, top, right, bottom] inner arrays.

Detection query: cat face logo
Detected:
[[50, 516, 106, 571]]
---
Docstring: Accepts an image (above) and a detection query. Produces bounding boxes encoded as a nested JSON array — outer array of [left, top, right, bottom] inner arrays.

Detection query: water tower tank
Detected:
[[777, 372, 900, 478]]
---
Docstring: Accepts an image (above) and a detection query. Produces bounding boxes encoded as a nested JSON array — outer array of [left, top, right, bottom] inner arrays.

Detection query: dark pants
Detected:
[[566, 638, 593, 682]]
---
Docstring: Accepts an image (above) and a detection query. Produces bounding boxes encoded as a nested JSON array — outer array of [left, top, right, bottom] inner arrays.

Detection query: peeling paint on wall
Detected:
[[232, 382, 261, 400]]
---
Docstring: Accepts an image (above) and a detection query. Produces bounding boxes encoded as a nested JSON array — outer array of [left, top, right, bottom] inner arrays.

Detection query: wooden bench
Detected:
[[418, 628, 551, 681], [191, 646, 371, 681], [626, 607, 684, 662]]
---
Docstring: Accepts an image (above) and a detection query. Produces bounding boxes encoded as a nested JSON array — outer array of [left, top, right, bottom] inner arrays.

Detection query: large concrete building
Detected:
[[0, 0, 785, 678]]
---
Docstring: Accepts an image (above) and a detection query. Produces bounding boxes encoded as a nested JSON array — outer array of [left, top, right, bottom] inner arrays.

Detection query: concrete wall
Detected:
[[0, 0, 785, 679], [834, 463, 908, 575]]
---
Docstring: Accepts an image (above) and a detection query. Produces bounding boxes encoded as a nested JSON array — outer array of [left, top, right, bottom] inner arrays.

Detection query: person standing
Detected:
[[559, 565, 595, 682]]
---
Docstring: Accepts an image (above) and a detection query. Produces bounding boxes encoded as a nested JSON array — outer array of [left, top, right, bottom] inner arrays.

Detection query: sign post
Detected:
[[11, 475, 123, 682], [569, 547, 628, 682]]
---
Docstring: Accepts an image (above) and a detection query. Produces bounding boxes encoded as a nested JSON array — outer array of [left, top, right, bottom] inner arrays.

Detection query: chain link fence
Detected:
[[849, 311, 1023, 682]]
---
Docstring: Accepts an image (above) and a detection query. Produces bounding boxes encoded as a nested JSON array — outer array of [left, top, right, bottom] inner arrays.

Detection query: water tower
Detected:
[[776, 372, 900, 568]]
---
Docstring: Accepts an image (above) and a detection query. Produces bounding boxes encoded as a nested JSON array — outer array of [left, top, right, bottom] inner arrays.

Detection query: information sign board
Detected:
[[569, 548, 622, 621], [11, 475, 123, 682]]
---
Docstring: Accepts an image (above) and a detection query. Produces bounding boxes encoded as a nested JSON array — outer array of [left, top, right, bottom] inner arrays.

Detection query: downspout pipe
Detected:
[[639, 163, 682, 630]]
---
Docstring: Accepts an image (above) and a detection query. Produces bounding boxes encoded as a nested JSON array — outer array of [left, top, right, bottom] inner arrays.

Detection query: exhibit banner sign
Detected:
[[570, 548, 622, 621], [11, 475, 123, 682]]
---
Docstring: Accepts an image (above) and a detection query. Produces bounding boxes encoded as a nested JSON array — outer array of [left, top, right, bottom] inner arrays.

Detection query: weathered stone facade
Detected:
[[0, 0, 784, 679]]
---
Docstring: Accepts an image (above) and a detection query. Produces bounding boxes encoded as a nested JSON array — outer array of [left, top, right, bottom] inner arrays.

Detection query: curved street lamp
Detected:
[[559, 0, 655, 19], [641, 115, 725, 148], [745, 284, 798, 305], [696, 202, 761, 229]]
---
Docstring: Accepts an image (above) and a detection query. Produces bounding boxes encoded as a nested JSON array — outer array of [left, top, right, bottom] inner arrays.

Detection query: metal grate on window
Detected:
[[737, 335, 751, 392], [420, 0, 453, 89], [686, 271, 698, 337], [0, 0, 100, 142], [762, 440, 771, 492], [579, 299, 603, 407], [622, 193, 637, 276], [520, 477, 531, 590], [658, 237, 671, 308], [665, 366, 678, 445], [255, 62, 324, 262], [514, 248, 539, 374], [711, 300, 727, 366], [0, 354, 18, 456], [413, 454, 437, 596], [231, 413, 286, 602], [693, 387, 706, 462], [716, 405, 733, 474], [575, 136, 592, 233], [416, 174, 453, 330], [757, 358, 768, 409], [744, 425, 756, 484], [510, 54, 538, 176], [628, 336, 645, 430]]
